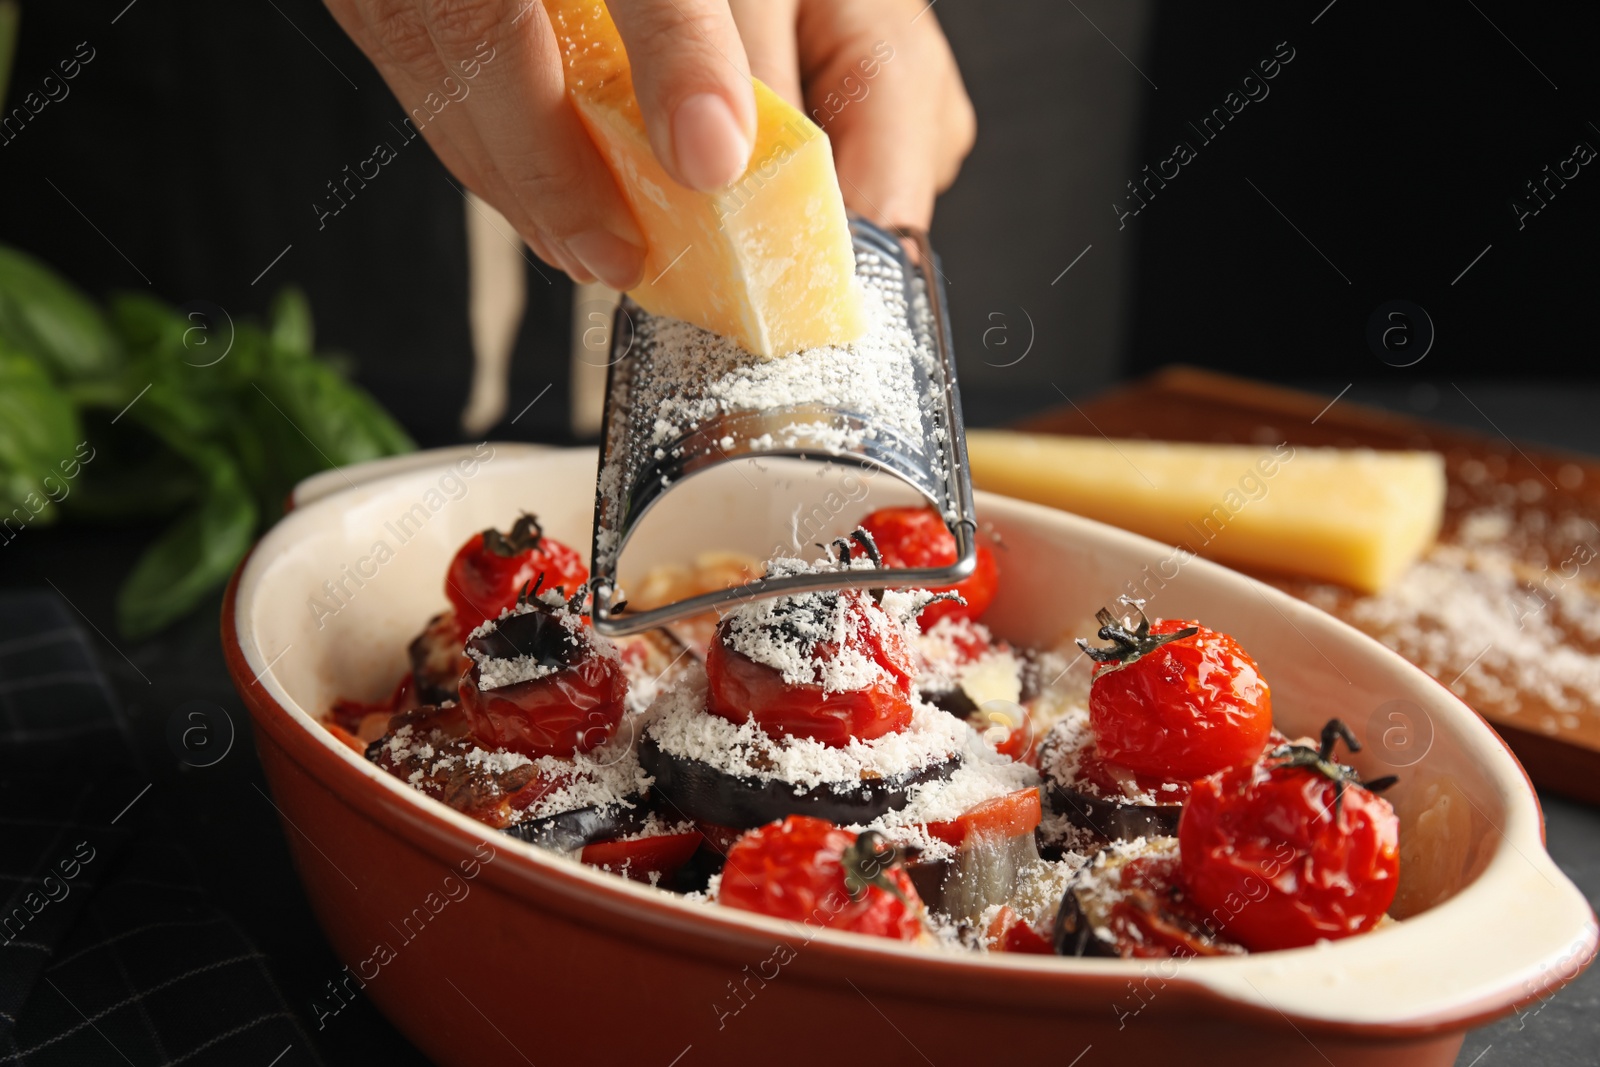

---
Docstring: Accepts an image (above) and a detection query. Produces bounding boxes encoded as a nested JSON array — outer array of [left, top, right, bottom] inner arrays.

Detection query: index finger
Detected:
[[606, 0, 757, 191], [421, 0, 647, 285]]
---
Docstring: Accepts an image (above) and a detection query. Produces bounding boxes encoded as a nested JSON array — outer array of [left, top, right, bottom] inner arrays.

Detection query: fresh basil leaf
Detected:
[[0, 345, 83, 527], [110, 294, 243, 442], [105, 290, 180, 354], [0, 266, 416, 636], [116, 439, 257, 638], [252, 355, 414, 471], [0, 245, 120, 382], [269, 287, 313, 358]]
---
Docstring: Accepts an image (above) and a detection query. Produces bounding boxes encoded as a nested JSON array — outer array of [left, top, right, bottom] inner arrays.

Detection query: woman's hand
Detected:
[[323, 0, 972, 288], [731, 0, 974, 231]]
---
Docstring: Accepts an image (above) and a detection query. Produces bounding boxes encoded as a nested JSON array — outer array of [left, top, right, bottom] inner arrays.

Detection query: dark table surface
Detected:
[[3, 377, 1596, 1067]]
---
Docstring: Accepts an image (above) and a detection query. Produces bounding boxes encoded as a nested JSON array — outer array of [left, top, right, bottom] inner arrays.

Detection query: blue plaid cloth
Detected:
[[0, 591, 323, 1067]]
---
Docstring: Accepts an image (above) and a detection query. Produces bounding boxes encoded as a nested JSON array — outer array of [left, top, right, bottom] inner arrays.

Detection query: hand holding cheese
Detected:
[[966, 430, 1446, 593], [323, 0, 754, 290], [324, 0, 973, 356], [543, 0, 864, 356]]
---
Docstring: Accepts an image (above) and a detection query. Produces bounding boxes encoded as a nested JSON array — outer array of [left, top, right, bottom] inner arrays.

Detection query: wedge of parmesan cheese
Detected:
[[543, 0, 864, 357], [965, 430, 1446, 593]]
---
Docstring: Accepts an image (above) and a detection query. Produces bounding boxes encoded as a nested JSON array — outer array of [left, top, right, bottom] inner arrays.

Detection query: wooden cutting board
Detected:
[[1014, 366, 1600, 804]]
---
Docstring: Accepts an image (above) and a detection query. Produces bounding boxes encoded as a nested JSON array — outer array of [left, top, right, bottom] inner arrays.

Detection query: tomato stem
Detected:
[[1076, 598, 1198, 676], [483, 512, 544, 558], [1317, 718, 1359, 762], [841, 830, 909, 906], [821, 527, 888, 601], [515, 574, 545, 605], [849, 528, 882, 566], [1267, 718, 1399, 819]]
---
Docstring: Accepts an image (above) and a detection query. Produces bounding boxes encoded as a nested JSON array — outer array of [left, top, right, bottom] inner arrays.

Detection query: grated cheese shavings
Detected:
[[719, 555, 929, 693], [644, 664, 966, 792], [594, 248, 946, 569]]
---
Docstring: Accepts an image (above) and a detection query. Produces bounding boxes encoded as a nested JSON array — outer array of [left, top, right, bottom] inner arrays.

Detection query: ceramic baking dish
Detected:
[[225, 446, 1595, 1067]]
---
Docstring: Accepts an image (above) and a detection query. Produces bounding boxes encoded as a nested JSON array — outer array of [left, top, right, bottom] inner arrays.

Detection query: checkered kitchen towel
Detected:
[[0, 591, 322, 1067]]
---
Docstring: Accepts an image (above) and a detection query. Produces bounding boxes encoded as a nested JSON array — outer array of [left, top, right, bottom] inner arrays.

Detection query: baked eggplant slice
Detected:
[[408, 610, 469, 705], [1045, 782, 1181, 840], [1037, 714, 1186, 842], [923, 651, 1024, 718], [1054, 837, 1242, 958], [501, 798, 653, 853], [367, 702, 655, 853], [914, 619, 1024, 718], [638, 733, 959, 830]]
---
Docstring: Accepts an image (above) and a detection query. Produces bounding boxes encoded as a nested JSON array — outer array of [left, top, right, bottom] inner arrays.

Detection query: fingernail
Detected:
[[566, 230, 644, 291], [672, 92, 750, 191], [543, 239, 594, 284]]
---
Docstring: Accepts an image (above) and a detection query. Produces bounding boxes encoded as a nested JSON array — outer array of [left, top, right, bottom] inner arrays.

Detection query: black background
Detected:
[[1123, 1, 1600, 385]]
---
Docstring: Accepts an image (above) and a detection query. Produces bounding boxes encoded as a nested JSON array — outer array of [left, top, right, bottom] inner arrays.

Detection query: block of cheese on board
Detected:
[[542, 0, 864, 357], [965, 430, 1446, 593]]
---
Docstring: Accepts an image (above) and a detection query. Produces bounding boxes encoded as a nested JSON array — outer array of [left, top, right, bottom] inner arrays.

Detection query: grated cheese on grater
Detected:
[[594, 247, 944, 568]]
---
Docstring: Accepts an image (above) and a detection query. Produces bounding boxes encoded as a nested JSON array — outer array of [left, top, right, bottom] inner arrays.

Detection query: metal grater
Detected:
[[589, 218, 976, 637]]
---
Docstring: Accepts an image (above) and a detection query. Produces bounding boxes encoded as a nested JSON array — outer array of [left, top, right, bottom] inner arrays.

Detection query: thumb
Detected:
[[606, 0, 756, 191]]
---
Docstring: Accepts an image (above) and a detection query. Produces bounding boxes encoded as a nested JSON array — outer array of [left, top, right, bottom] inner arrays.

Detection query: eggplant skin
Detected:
[[1045, 782, 1181, 841], [1054, 887, 1114, 957], [1052, 838, 1243, 959], [905, 859, 949, 908], [638, 734, 959, 830], [926, 687, 977, 717], [500, 798, 652, 853], [409, 611, 469, 705], [1053, 852, 1141, 958]]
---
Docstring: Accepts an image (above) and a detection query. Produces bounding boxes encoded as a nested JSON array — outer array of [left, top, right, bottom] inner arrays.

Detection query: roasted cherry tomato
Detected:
[[717, 816, 923, 940], [1081, 604, 1271, 781], [458, 658, 625, 758], [1072, 742, 1193, 803], [705, 591, 915, 747], [984, 906, 1055, 954], [919, 616, 996, 671], [1179, 720, 1400, 952], [446, 514, 587, 639], [860, 506, 999, 629], [995, 720, 1035, 763], [504, 768, 572, 813], [581, 832, 703, 884], [925, 788, 1042, 848], [370, 703, 562, 829], [457, 595, 626, 758]]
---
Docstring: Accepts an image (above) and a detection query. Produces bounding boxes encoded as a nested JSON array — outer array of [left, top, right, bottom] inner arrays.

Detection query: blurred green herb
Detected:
[[0, 244, 414, 637]]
